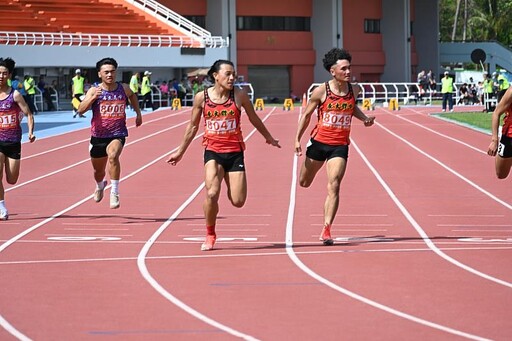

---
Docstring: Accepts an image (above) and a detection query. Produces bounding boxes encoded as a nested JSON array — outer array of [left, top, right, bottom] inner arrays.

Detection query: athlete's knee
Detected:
[[231, 197, 246, 208], [327, 180, 341, 195], [5, 177, 18, 185], [496, 171, 510, 179]]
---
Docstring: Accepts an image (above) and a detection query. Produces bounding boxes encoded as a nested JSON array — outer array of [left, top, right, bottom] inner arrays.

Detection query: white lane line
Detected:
[[3, 245, 512, 266], [21, 110, 188, 160], [7, 118, 190, 192], [393, 112, 486, 154], [0, 114, 194, 340], [310, 214, 388, 217], [285, 153, 490, 340], [438, 224, 512, 227], [429, 214, 504, 217], [350, 138, 512, 289], [136, 108, 278, 341], [375, 121, 511, 210]]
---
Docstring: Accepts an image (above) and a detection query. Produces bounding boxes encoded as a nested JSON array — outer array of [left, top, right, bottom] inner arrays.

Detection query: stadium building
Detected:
[[2, 0, 439, 103]]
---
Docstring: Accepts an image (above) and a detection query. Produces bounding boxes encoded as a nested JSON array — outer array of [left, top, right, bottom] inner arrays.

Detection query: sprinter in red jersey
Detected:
[[294, 48, 375, 245], [488, 86, 512, 179], [167, 59, 280, 251]]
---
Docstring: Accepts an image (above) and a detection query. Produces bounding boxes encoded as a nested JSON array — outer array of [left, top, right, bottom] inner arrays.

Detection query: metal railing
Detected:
[[124, 0, 211, 38], [0, 31, 228, 48], [307, 82, 488, 107]]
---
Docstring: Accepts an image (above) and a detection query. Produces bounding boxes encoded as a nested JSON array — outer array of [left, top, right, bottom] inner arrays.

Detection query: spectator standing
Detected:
[[483, 72, 495, 112], [441, 71, 454, 112], [23, 73, 37, 115], [496, 70, 510, 103], [140, 71, 153, 110], [72, 69, 86, 118]]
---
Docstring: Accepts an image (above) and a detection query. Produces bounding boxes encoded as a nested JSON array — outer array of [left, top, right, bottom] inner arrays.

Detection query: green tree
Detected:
[[439, 0, 512, 46]]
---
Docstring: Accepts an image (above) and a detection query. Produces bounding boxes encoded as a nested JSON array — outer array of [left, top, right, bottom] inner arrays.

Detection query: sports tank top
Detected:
[[0, 89, 23, 143], [502, 110, 512, 138], [310, 82, 356, 146], [202, 88, 245, 153], [90, 82, 128, 138]]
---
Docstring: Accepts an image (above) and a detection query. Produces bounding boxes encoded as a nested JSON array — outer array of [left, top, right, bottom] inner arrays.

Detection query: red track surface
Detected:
[[0, 105, 510, 340]]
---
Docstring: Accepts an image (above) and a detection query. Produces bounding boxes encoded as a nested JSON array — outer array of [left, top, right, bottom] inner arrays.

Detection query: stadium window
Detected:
[[184, 16, 206, 29], [364, 19, 380, 34], [237, 16, 310, 31]]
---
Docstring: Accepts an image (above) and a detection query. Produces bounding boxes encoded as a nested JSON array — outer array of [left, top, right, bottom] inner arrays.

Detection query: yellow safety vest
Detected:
[[141, 76, 151, 95], [24, 77, 36, 95], [72, 75, 85, 95], [441, 76, 453, 93]]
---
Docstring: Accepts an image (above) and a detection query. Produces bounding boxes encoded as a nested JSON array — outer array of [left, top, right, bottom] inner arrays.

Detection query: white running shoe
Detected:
[[0, 209, 9, 221], [93, 180, 107, 203], [110, 193, 120, 209]]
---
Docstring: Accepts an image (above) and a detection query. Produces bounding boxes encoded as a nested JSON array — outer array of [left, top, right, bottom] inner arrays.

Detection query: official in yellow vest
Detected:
[[140, 71, 153, 110], [23, 73, 38, 114], [72, 68, 86, 117], [441, 71, 454, 112], [497, 72, 510, 102]]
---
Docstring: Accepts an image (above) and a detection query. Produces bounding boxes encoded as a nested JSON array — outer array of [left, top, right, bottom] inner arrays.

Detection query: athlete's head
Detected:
[[0, 57, 15, 74], [208, 60, 235, 82], [96, 57, 118, 72], [323, 48, 352, 72]]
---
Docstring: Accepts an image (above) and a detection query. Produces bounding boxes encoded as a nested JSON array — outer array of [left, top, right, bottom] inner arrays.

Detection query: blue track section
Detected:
[[20, 109, 143, 142]]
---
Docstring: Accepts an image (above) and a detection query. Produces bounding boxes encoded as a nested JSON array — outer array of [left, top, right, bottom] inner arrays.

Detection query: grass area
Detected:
[[436, 111, 494, 132]]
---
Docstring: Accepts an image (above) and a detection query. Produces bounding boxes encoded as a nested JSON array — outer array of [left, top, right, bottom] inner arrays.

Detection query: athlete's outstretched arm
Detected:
[[294, 85, 324, 156], [167, 91, 204, 165], [13, 90, 35, 142], [122, 83, 142, 127], [351, 84, 375, 126], [239, 89, 280, 148]]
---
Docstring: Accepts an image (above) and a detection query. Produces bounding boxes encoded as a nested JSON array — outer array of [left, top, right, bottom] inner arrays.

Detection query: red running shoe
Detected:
[[201, 234, 217, 251], [319, 225, 334, 246]]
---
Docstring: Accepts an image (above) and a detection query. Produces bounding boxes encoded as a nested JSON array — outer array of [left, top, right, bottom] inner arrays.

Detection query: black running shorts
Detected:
[[204, 150, 245, 172], [498, 134, 512, 158], [0, 141, 21, 160], [305, 138, 349, 161], [89, 136, 126, 158]]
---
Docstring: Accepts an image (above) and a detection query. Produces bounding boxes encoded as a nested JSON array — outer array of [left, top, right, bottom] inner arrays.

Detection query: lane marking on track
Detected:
[[374, 121, 511, 210], [136, 108, 278, 341], [7, 117, 191, 192], [285, 153, 491, 340], [0, 111, 198, 340], [310, 213, 388, 217], [429, 214, 504, 217], [438, 224, 512, 227], [351, 138, 512, 290], [2, 245, 512, 266], [21, 110, 189, 160], [392, 110, 486, 154]]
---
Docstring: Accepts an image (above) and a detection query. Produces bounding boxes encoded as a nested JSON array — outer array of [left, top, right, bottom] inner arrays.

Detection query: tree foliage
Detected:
[[439, 0, 512, 46]]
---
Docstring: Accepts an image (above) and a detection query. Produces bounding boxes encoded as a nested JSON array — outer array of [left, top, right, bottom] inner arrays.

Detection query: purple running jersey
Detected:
[[91, 82, 128, 138], [0, 89, 23, 142]]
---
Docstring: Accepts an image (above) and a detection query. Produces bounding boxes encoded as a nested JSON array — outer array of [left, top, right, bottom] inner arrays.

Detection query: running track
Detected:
[[0, 104, 510, 340]]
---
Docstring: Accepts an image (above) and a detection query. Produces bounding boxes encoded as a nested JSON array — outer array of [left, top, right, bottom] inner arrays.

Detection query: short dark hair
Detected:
[[322, 48, 352, 72], [0, 57, 16, 74], [96, 57, 118, 71], [207, 59, 234, 82]]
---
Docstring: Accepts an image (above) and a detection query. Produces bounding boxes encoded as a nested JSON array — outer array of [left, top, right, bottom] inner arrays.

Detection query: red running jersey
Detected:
[[502, 110, 512, 137], [202, 88, 245, 153], [310, 82, 356, 146]]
